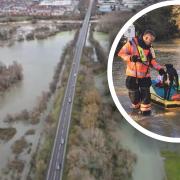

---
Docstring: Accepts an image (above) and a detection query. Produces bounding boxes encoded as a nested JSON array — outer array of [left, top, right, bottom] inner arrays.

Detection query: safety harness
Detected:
[[130, 38, 155, 82]]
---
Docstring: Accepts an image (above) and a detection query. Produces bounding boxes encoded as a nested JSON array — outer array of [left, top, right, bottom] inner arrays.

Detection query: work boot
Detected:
[[141, 110, 151, 116]]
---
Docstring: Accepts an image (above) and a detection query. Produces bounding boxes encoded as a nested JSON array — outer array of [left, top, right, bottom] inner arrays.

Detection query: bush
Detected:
[[0, 127, 16, 141], [0, 61, 23, 92], [11, 137, 28, 154]]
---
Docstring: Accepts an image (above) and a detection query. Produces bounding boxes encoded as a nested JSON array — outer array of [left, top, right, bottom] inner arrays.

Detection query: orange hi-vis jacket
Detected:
[[118, 37, 162, 78]]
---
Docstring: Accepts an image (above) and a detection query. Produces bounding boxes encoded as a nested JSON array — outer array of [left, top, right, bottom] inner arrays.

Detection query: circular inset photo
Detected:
[[108, 1, 180, 142]]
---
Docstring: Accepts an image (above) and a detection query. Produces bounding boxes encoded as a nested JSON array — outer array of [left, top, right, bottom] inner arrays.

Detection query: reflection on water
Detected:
[[113, 39, 180, 137]]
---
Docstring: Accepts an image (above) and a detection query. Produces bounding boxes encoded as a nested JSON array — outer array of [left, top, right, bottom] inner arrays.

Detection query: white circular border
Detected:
[[108, 0, 180, 143]]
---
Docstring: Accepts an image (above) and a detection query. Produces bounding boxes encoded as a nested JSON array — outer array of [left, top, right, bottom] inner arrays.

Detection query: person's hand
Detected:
[[130, 55, 140, 62], [159, 68, 166, 76], [147, 53, 153, 60]]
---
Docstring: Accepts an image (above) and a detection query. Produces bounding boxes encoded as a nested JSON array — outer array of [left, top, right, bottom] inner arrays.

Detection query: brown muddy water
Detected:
[[113, 39, 180, 138]]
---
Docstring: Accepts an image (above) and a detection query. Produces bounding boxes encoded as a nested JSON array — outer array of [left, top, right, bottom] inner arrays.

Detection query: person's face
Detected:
[[143, 33, 155, 46]]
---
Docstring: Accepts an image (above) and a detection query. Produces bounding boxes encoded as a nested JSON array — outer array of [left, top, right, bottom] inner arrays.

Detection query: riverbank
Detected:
[[0, 20, 80, 47]]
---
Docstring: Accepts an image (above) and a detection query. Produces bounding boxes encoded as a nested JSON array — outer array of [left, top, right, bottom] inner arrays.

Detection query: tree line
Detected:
[[134, 6, 180, 40]]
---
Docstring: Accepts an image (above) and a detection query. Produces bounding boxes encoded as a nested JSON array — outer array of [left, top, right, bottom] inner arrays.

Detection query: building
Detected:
[[98, 4, 113, 13], [39, 0, 72, 6], [122, 0, 142, 8]]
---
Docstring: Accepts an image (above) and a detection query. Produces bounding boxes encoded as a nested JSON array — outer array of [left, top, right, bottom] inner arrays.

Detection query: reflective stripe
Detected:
[[131, 38, 147, 62], [137, 45, 147, 62], [132, 103, 140, 109], [150, 47, 156, 58], [140, 103, 151, 111], [141, 104, 151, 108], [140, 107, 151, 112], [126, 68, 150, 77]]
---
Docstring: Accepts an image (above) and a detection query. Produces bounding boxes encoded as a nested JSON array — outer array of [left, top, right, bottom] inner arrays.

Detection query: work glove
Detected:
[[130, 55, 140, 62], [147, 53, 153, 61], [159, 68, 166, 76]]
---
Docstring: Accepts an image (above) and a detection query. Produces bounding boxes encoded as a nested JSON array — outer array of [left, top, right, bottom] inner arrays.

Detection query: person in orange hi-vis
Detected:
[[118, 30, 166, 115]]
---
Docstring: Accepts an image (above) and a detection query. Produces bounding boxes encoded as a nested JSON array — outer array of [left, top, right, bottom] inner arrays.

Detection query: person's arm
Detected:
[[148, 47, 164, 70], [118, 41, 132, 62], [151, 59, 162, 71]]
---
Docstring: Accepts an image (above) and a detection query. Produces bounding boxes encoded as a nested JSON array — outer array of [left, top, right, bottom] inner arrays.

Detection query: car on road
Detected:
[[56, 163, 61, 170], [68, 97, 72, 103], [74, 73, 77, 77], [61, 138, 64, 144]]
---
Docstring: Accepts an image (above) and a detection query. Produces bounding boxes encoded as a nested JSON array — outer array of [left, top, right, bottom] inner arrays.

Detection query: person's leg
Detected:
[[128, 89, 140, 109], [140, 87, 151, 115], [126, 76, 140, 109], [139, 77, 152, 115]]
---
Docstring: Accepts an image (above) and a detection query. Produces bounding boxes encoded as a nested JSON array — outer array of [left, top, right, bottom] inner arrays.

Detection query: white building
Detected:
[[122, 0, 142, 8], [40, 0, 72, 6]]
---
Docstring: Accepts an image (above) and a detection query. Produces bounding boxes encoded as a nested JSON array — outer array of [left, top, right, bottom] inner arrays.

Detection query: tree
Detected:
[[134, 6, 179, 40]]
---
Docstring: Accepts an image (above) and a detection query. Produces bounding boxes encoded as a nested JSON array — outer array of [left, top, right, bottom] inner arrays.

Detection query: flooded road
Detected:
[[113, 39, 180, 137]]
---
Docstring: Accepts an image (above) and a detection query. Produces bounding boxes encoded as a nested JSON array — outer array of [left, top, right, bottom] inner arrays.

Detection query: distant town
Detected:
[[0, 0, 156, 17], [0, 0, 79, 17]]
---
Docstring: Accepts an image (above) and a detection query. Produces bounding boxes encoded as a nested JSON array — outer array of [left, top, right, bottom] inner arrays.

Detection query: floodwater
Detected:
[[0, 31, 75, 122], [119, 119, 166, 180], [0, 31, 75, 174], [93, 31, 109, 52], [113, 39, 180, 137]]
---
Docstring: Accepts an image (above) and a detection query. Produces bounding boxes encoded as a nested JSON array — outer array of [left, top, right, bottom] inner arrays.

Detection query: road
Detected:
[[46, 0, 94, 180]]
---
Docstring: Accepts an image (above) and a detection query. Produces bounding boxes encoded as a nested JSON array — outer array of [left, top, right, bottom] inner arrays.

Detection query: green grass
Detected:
[[161, 151, 180, 180]]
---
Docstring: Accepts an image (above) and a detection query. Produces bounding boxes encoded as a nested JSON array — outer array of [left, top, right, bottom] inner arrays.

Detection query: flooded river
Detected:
[[113, 39, 180, 138], [0, 31, 75, 175], [0, 31, 75, 122]]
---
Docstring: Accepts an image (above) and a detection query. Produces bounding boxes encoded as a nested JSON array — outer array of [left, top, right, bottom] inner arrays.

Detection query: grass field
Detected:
[[161, 151, 180, 180]]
